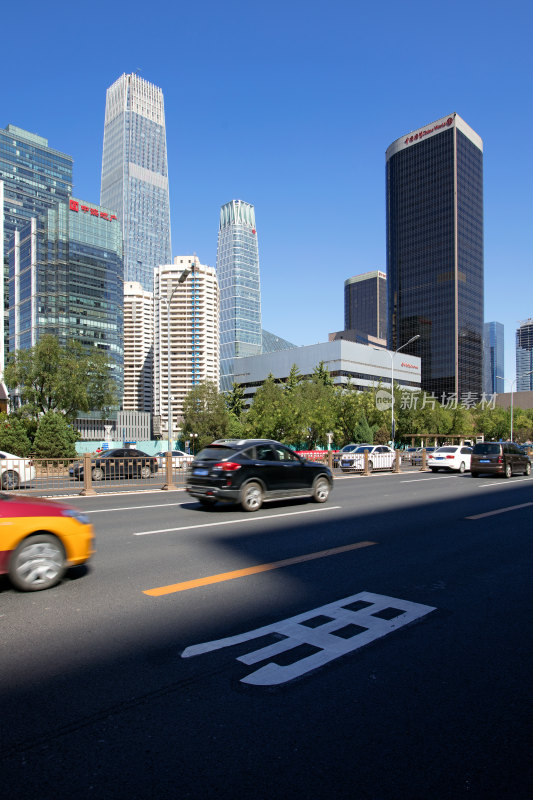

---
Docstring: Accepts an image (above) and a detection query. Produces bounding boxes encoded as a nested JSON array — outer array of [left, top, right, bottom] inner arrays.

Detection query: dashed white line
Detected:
[[466, 502, 533, 519]]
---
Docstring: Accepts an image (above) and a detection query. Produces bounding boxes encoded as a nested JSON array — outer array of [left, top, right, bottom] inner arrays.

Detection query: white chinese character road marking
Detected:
[[182, 592, 436, 686]]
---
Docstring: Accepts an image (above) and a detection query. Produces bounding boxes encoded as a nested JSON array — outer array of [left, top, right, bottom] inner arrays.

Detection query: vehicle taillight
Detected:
[[497, 456, 503, 463], [446, 455, 454, 459], [214, 461, 241, 471]]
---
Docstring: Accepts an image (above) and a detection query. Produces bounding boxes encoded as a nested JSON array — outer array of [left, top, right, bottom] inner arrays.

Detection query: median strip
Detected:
[[143, 540, 376, 596]]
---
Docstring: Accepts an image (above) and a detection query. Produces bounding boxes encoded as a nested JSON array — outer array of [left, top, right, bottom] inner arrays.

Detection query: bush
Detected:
[[33, 412, 78, 460], [0, 413, 32, 456]]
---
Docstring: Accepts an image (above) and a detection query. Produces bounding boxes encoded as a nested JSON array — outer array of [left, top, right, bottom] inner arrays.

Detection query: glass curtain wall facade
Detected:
[[483, 321, 504, 395], [516, 320, 533, 391], [217, 200, 262, 392], [8, 198, 124, 393], [100, 74, 171, 292], [344, 271, 387, 341], [0, 125, 73, 372], [386, 113, 484, 399]]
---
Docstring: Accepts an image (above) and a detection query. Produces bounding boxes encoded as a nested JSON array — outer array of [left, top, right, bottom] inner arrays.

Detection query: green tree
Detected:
[[0, 413, 32, 456], [225, 382, 245, 418], [33, 412, 78, 459], [243, 374, 287, 441], [311, 361, 334, 387], [296, 380, 337, 449], [285, 364, 303, 393], [5, 335, 117, 422], [182, 381, 230, 450], [352, 414, 375, 444]]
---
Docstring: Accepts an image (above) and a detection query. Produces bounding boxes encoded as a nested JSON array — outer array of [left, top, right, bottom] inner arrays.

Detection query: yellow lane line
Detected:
[[143, 540, 377, 597]]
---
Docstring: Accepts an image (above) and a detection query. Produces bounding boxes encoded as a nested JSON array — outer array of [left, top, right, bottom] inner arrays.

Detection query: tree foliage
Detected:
[[181, 381, 230, 450], [0, 413, 32, 456], [5, 335, 117, 422], [32, 412, 78, 459]]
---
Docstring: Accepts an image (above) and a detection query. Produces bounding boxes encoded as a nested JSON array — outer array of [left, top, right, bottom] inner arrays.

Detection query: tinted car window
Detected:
[[195, 446, 238, 461], [472, 443, 500, 455], [273, 446, 299, 462], [255, 445, 276, 461], [355, 446, 372, 453]]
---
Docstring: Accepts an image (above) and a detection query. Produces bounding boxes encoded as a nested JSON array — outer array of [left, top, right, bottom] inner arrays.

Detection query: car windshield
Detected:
[[473, 443, 501, 454], [354, 446, 372, 453]]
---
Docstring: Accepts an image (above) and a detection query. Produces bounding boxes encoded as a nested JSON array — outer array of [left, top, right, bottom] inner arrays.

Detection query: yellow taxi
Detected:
[[0, 493, 94, 591]]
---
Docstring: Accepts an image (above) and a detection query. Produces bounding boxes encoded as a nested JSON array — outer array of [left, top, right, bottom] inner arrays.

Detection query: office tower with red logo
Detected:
[[386, 113, 484, 399]]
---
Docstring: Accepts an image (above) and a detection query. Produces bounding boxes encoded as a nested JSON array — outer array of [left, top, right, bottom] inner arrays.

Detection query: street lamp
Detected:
[[375, 335, 420, 448], [496, 371, 533, 442], [155, 267, 191, 461]]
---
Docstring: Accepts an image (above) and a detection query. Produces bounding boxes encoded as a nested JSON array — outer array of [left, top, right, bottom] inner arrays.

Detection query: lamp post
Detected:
[[375, 335, 420, 448], [496, 371, 533, 442], [155, 268, 191, 459]]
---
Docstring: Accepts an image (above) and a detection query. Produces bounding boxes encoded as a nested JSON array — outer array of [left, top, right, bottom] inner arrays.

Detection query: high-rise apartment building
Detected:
[[217, 199, 261, 392], [0, 126, 73, 372], [386, 113, 484, 399], [516, 319, 533, 391], [8, 197, 123, 393], [154, 256, 219, 441], [483, 321, 504, 395], [123, 281, 154, 413], [344, 271, 387, 341], [100, 73, 171, 291]]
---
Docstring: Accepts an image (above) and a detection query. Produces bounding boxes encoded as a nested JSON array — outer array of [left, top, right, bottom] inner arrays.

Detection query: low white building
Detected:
[[233, 339, 421, 401]]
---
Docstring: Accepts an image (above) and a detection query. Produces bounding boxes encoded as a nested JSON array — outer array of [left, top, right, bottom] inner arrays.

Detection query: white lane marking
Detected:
[[400, 475, 460, 483], [466, 502, 533, 520], [477, 477, 533, 488], [84, 502, 185, 514], [133, 505, 341, 536], [182, 591, 436, 686]]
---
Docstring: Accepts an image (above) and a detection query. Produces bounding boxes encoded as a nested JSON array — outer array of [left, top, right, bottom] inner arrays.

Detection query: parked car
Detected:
[[401, 447, 418, 463], [332, 443, 372, 467], [69, 448, 158, 481], [186, 438, 333, 511], [470, 441, 531, 478], [410, 447, 437, 466], [339, 445, 395, 473], [427, 445, 472, 473], [155, 450, 195, 469], [0, 451, 36, 490], [0, 493, 94, 591]]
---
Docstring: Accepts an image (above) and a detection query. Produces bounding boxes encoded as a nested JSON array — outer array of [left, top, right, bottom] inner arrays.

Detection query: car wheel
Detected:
[[458, 462, 465, 473], [504, 462, 512, 479], [430, 468, 438, 473], [241, 481, 263, 512], [92, 467, 104, 481], [1, 470, 20, 490], [525, 462, 531, 476], [312, 476, 330, 503], [9, 534, 66, 592], [471, 471, 479, 478], [139, 465, 152, 479]]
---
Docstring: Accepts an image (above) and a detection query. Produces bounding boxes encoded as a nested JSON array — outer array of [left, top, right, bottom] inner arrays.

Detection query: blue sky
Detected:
[[3, 0, 531, 381]]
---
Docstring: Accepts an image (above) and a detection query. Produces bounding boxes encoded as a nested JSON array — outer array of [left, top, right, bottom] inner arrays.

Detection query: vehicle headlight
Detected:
[[61, 509, 90, 525]]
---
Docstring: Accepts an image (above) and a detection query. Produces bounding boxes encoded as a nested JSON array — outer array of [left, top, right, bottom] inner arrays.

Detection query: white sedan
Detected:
[[155, 450, 195, 469], [427, 446, 472, 473], [0, 450, 36, 489], [339, 445, 396, 472]]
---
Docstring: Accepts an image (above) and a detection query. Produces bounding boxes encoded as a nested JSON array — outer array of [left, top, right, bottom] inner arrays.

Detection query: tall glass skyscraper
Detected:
[[345, 271, 387, 341], [8, 198, 124, 394], [386, 113, 484, 399], [217, 200, 262, 392], [516, 319, 533, 391], [0, 125, 73, 372], [100, 73, 171, 291], [483, 321, 504, 395]]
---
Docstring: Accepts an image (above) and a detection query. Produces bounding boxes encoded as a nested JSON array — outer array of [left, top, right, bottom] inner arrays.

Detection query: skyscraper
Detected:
[[0, 125, 73, 372], [100, 73, 171, 291], [344, 271, 387, 341], [516, 319, 533, 391], [483, 321, 504, 395], [154, 256, 219, 441], [8, 197, 124, 394], [217, 199, 261, 393], [386, 113, 484, 399], [123, 281, 154, 413]]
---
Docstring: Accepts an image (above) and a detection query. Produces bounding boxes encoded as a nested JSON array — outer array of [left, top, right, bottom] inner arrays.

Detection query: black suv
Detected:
[[186, 439, 333, 511], [470, 441, 531, 478]]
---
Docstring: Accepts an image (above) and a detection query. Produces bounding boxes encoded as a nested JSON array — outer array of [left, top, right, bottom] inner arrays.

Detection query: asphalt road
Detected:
[[1, 470, 532, 799]]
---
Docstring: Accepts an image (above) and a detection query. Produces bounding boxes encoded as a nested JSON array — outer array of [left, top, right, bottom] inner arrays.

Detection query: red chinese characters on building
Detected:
[[69, 198, 117, 221]]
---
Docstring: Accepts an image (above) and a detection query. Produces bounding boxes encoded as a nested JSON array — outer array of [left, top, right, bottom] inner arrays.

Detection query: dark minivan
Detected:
[[470, 441, 531, 478]]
